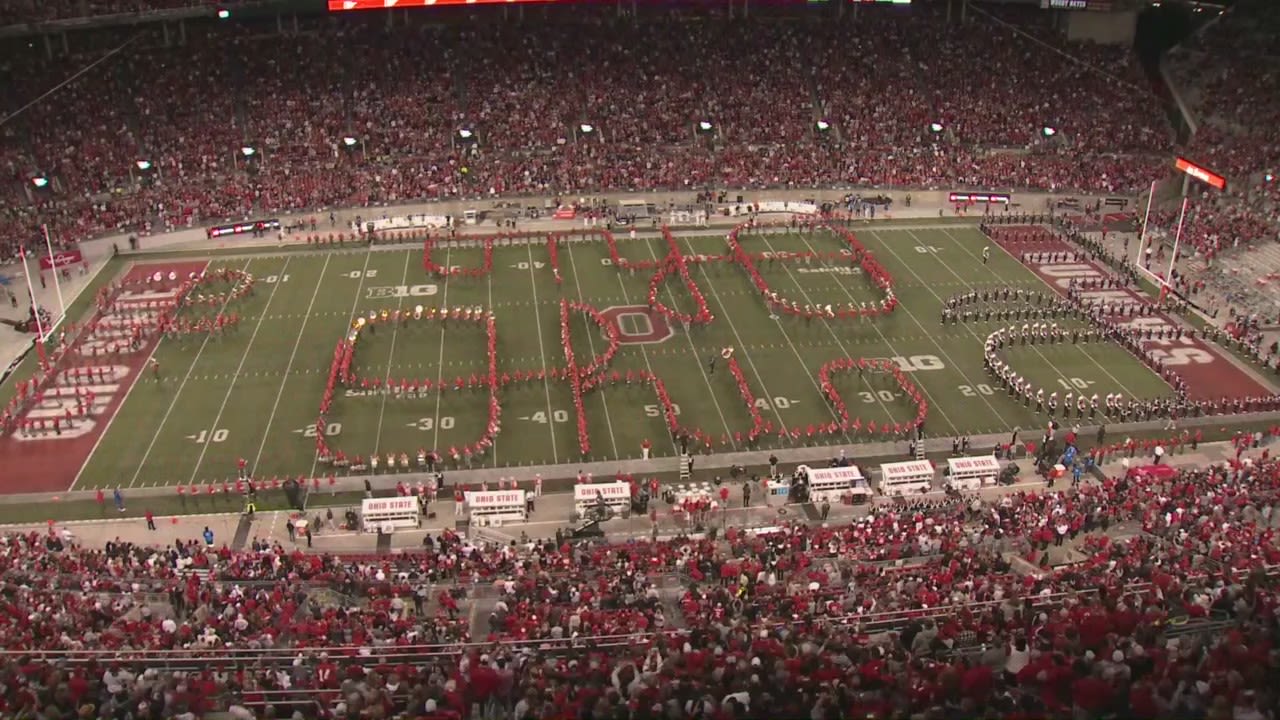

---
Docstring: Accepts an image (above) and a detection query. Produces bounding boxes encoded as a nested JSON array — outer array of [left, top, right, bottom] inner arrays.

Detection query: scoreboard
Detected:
[[330, 0, 909, 9], [1042, 0, 1114, 10]]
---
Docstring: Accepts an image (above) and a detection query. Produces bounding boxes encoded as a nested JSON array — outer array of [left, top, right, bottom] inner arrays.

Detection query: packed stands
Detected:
[[1, 445, 1278, 717], [0, 7, 1169, 259], [0, 0, 231, 26], [1155, 0, 1280, 322]]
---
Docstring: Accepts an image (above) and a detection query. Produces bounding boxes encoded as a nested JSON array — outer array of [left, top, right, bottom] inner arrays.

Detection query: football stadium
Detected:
[[0, 0, 1278, 717]]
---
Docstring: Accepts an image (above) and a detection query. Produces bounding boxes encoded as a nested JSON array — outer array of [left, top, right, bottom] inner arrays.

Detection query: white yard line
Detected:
[[641, 238, 736, 444], [928, 227, 1104, 394], [762, 229, 896, 430], [937, 227, 1144, 400], [186, 257, 295, 484], [521, 242, 560, 463], [486, 245, 498, 467], [308, 248, 375, 479], [611, 251, 680, 456], [828, 228, 1014, 432], [778, 226, 962, 435], [679, 237, 794, 430], [69, 261, 155, 491], [430, 247, 454, 453], [248, 253, 332, 475], [374, 250, 414, 456], [563, 239, 620, 459], [122, 259, 252, 489]]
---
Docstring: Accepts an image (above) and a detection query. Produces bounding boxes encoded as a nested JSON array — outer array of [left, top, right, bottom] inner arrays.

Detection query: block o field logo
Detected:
[[598, 305, 674, 344]]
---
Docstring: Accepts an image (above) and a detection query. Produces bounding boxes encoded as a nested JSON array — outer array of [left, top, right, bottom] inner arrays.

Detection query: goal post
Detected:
[[1135, 156, 1226, 299], [1134, 195, 1188, 299]]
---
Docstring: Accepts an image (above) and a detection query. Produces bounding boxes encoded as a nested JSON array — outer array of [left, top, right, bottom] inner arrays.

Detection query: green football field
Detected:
[[71, 224, 1172, 490]]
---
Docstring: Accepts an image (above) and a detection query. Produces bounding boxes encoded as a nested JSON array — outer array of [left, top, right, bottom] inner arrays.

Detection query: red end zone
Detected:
[[0, 261, 208, 494], [993, 229, 1269, 402]]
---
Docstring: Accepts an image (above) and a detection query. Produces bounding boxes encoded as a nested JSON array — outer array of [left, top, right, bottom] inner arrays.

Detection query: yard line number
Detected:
[[263, 274, 290, 284], [1057, 377, 1093, 390], [410, 416, 455, 431], [755, 397, 797, 410], [192, 429, 229, 444], [528, 410, 570, 423], [645, 404, 681, 416], [958, 384, 995, 397], [301, 423, 343, 437], [874, 355, 945, 372]]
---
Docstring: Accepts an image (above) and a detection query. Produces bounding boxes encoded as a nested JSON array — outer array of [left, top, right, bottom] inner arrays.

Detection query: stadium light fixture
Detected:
[[816, 120, 831, 132], [698, 121, 714, 132], [458, 129, 474, 140], [241, 146, 257, 157], [135, 160, 152, 171], [1266, 173, 1274, 183], [579, 123, 595, 134], [30, 176, 49, 189], [1041, 126, 1058, 138], [342, 136, 358, 148], [929, 122, 944, 134], [216, 8, 230, 18]]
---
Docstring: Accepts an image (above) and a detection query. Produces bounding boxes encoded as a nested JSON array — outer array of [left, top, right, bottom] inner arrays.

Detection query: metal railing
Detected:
[[5, 562, 1275, 675]]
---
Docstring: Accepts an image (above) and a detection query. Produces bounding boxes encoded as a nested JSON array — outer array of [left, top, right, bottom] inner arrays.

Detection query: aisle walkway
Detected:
[[11, 437, 1269, 557]]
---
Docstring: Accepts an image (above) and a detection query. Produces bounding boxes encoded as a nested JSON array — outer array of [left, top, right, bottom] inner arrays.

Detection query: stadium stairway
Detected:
[[657, 572, 690, 630], [305, 586, 359, 611], [230, 514, 253, 551]]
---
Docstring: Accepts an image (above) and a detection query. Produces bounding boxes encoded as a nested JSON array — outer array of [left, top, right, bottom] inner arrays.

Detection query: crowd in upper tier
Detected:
[[1, 444, 1279, 718], [0, 0, 230, 25], [0, 6, 1170, 264], [1154, 0, 1279, 264]]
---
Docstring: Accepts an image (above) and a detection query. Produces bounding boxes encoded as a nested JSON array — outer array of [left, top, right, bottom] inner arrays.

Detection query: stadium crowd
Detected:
[[1153, 0, 1279, 266], [0, 0, 230, 26], [0, 445, 1277, 718], [0, 7, 1278, 717], [0, 8, 1169, 263]]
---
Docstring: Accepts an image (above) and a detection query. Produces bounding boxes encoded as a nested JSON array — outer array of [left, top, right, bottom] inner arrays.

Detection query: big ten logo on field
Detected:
[[597, 305, 674, 345], [366, 285, 439, 300]]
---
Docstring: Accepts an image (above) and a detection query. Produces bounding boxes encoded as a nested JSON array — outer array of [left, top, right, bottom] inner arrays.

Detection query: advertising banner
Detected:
[[39, 249, 83, 270]]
